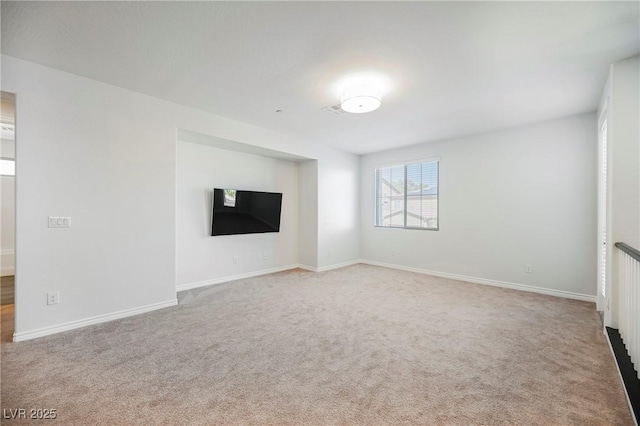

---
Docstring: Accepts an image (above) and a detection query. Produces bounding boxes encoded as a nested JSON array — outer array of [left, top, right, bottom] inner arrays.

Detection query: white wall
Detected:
[[603, 55, 640, 327], [360, 113, 598, 299], [610, 56, 640, 250], [176, 141, 299, 288], [4, 57, 179, 339], [2, 55, 360, 340], [298, 160, 318, 269], [317, 154, 360, 269]]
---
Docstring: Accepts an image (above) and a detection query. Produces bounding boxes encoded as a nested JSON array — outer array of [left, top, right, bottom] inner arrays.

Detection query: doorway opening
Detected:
[[1, 91, 16, 342]]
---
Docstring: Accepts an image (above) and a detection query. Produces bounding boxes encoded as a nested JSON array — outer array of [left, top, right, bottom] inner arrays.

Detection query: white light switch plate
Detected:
[[48, 216, 71, 228]]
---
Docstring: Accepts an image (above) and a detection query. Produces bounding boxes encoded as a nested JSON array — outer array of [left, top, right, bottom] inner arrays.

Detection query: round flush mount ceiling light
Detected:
[[341, 85, 381, 113]]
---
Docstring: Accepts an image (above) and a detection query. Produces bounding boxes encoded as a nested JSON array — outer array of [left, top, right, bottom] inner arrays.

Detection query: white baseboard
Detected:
[[176, 264, 300, 292], [1, 266, 15, 276], [179, 259, 595, 304], [177, 260, 362, 291], [297, 264, 317, 272], [316, 259, 361, 272], [12, 260, 594, 342], [298, 259, 360, 273], [360, 259, 596, 303], [12, 299, 178, 342], [1, 249, 15, 276]]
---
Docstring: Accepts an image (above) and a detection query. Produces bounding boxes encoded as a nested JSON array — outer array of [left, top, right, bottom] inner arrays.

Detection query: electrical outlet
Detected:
[[232, 256, 238, 264], [47, 291, 60, 305], [525, 265, 533, 273], [392, 249, 396, 256]]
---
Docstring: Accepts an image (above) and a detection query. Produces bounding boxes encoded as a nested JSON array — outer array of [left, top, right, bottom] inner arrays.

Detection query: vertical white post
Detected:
[[617, 250, 640, 379]]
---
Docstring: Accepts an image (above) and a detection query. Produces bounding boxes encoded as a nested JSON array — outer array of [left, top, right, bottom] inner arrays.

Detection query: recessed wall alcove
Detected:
[[176, 129, 318, 291]]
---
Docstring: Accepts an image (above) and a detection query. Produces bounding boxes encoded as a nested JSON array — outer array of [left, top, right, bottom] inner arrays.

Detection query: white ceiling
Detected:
[[2, 1, 639, 154]]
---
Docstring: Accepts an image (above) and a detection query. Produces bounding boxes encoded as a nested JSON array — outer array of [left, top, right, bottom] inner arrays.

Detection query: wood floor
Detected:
[[1, 303, 14, 343], [1, 274, 15, 305], [1, 275, 15, 342]]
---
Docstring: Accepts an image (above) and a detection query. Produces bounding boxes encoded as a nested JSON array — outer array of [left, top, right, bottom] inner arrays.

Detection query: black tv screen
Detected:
[[211, 188, 283, 236]]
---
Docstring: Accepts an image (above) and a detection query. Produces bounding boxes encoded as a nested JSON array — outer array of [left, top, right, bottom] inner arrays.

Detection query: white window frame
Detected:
[[374, 158, 439, 231]]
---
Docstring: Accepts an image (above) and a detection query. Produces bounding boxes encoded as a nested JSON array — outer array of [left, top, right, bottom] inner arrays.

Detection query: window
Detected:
[[0, 158, 15, 176], [375, 160, 438, 230]]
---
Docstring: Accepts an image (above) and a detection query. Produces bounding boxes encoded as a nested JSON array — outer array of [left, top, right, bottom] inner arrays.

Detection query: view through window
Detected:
[[375, 160, 439, 230]]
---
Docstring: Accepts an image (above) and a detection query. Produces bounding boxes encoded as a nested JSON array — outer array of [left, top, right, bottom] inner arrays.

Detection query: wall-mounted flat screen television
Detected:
[[211, 188, 283, 236]]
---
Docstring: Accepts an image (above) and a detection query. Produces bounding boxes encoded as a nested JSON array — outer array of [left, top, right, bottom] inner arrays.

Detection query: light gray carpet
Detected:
[[0, 265, 633, 425]]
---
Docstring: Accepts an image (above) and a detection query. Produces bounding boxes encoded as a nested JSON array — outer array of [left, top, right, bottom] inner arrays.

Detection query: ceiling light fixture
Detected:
[[341, 85, 381, 114]]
